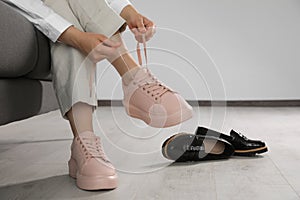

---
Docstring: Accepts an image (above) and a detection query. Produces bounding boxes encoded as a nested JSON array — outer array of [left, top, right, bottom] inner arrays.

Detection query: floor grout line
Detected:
[[268, 155, 300, 199]]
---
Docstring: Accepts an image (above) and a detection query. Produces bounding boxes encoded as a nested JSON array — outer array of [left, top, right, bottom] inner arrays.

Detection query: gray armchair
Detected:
[[0, 1, 58, 125]]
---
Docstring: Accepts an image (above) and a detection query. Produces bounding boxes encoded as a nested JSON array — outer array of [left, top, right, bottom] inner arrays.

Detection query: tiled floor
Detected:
[[0, 106, 300, 200]]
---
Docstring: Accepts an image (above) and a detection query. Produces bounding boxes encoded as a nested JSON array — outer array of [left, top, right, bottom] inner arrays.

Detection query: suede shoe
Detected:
[[122, 67, 193, 128], [195, 127, 268, 156], [162, 133, 234, 162], [68, 131, 117, 190]]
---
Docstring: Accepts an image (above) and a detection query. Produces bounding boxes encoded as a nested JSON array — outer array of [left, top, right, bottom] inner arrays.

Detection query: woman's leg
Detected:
[[44, 0, 120, 190], [44, 0, 97, 137], [66, 102, 93, 137], [107, 33, 140, 76]]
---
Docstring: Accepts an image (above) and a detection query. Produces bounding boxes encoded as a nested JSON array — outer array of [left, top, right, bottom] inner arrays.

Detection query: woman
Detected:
[[3, 0, 193, 190]]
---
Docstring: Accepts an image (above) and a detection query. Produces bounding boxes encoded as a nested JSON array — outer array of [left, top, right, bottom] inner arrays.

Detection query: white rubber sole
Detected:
[[124, 103, 193, 128]]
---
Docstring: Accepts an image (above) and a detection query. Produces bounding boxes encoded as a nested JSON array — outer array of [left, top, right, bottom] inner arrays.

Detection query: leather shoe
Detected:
[[162, 133, 234, 162], [195, 127, 268, 156]]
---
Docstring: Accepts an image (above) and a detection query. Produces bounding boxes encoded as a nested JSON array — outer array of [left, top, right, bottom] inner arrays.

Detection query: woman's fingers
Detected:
[[136, 16, 147, 33], [145, 26, 156, 41], [131, 26, 156, 42], [130, 15, 156, 43], [89, 42, 119, 63], [131, 28, 143, 42]]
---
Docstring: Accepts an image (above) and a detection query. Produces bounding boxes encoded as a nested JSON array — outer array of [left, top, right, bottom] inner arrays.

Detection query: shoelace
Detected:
[[133, 69, 170, 100], [137, 34, 148, 67], [136, 35, 171, 100], [79, 136, 110, 162], [89, 66, 95, 97]]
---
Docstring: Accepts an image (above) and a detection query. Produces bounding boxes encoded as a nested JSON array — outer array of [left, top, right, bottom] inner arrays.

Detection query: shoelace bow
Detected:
[[136, 35, 171, 100], [79, 136, 110, 162]]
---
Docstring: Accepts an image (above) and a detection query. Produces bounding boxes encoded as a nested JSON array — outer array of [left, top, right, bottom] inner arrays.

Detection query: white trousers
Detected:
[[44, 0, 125, 118]]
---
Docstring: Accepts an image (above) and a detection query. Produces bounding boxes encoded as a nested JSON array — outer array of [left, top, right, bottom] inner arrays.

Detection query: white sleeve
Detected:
[[106, 0, 131, 15], [2, 0, 72, 42]]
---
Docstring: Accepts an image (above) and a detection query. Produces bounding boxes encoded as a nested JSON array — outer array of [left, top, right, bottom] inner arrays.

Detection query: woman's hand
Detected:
[[58, 26, 121, 63], [120, 5, 156, 42]]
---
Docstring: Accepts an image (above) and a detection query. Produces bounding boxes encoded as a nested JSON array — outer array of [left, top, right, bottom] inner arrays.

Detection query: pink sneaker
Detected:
[[68, 131, 117, 190], [122, 67, 193, 128]]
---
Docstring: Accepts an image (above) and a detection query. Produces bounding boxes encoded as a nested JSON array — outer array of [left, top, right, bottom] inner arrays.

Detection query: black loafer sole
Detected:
[[162, 133, 234, 162], [234, 146, 268, 156]]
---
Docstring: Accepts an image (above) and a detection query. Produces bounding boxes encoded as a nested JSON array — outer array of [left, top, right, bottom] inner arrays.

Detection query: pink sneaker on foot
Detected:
[[68, 131, 117, 190], [122, 67, 193, 128]]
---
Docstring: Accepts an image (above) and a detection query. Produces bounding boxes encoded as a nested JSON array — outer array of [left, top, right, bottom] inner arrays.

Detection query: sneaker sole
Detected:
[[68, 158, 118, 190], [125, 104, 193, 128]]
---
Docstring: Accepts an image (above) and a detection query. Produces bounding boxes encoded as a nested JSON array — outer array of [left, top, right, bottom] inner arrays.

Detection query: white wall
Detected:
[[97, 0, 300, 100]]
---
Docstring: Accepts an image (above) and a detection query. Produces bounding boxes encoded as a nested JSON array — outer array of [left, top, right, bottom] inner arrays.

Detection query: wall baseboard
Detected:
[[97, 100, 300, 107]]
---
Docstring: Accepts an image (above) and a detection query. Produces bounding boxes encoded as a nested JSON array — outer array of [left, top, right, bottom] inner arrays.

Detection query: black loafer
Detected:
[[162, 133, 234, 162], [195, 127, 268, 156]]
